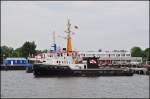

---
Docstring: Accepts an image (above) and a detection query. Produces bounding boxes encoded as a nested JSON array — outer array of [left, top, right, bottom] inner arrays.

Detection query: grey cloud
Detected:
[[1, 1, 149, 51]]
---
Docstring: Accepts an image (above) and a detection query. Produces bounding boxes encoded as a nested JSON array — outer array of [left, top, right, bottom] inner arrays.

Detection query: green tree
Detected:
[[21, 41, 36, 58], [1, 46, 14, 57], [131, 46, 143, 57], [14, 48, 22, 57], [0, 46, 14, 64], [143, 48, 150, 62]]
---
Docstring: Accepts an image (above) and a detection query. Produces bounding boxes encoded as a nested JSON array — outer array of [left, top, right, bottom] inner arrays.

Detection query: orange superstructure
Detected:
[[65, 19, 73, 53], [67, 35, 72, 52]]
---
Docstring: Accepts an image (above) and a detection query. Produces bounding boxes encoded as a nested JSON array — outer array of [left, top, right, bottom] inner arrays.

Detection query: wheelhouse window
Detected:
[[61, 53, 63, 56], [57, 53, 60, 57], [126, 54, 130, 56], [121, 54, 125, 56], [116, 54, 120, 57], [111, 54, 115, 57]]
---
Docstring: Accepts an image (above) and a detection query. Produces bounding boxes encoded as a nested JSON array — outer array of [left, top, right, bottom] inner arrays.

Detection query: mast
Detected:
[[65, 19, 73, 53]]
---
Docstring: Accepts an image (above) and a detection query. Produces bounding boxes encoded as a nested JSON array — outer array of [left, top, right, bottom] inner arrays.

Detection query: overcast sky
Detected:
[[1, 1, 149, 51]]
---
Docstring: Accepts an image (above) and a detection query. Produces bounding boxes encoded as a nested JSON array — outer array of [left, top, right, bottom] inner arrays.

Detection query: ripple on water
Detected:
[[1, 71, 149, 98]]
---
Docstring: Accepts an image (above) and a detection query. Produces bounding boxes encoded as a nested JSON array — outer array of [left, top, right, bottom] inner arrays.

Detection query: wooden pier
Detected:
[[0, 64, 30, 70], [99, 64, 150, 75], [130, 68, 148, 75]]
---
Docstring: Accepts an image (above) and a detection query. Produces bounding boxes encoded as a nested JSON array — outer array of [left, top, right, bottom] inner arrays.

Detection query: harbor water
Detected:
[[1, 71, 149, 98]]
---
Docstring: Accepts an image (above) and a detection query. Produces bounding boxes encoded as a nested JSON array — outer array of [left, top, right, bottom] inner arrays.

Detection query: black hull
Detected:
[[26, 66, 33, 73], [33, 64, 133, 77]]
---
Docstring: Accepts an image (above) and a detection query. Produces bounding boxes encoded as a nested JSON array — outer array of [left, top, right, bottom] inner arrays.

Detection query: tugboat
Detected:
[[32, 19, 133, 77]]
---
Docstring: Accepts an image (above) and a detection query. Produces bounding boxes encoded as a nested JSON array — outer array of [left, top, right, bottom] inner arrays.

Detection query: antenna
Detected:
[[51, 31, 57, 52], [53, 31, 56, 44]]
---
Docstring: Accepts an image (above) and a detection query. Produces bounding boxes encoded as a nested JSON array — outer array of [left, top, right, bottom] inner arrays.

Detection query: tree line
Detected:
[[131, 47, 150, 63], [0, 41, 37, 64], [0, 41, 150, 64]]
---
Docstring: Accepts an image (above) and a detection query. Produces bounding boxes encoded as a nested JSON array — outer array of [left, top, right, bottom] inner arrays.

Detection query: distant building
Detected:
[[3, 57, 28, 65], [78, 50, 142, 65]]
